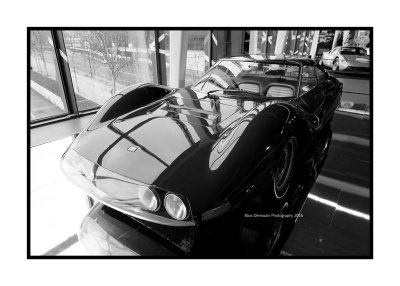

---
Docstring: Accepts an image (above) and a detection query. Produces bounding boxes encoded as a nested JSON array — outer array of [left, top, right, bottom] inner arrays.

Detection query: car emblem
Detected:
[[127, 146, 139, 152]]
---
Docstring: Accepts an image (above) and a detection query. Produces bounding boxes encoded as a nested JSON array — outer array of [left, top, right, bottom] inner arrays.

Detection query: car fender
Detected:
[[211, 102, 306, 212], [86, 83, 173, 131]]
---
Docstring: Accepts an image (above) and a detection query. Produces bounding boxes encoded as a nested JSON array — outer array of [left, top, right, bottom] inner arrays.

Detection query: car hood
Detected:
[[342, 54, 370, 67], [70, 88, 274, 214]]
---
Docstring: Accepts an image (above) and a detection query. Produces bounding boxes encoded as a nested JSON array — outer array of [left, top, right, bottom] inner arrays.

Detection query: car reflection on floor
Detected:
[[281, 110, 370, 256]]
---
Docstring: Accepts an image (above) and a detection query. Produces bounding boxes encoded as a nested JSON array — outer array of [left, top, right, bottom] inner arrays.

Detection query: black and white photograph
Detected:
[[28, 28, 372, 258], [3, 1, 399, 285]]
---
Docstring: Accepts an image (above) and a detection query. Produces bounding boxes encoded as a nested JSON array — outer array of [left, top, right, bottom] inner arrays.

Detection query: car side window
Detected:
[[315, 67, 327, 83], [299, 66, 317, 96]]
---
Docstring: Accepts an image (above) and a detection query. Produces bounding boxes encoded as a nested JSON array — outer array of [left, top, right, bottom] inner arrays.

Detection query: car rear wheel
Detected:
[[273, 138, 295, 199], [332, 58, 339, 70]]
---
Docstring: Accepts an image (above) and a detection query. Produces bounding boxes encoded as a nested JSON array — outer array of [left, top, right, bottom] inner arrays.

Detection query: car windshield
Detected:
[[193, 60, 300, 97], [341, 47, 367, 55]]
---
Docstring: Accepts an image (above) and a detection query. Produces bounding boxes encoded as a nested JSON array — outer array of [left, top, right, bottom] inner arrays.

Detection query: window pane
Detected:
[[62, 30, 157, 111], [30, 30, 68, 121], [185, 31, 211, 86]]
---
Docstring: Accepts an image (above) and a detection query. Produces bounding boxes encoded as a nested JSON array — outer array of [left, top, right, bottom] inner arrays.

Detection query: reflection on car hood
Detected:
[[71, 88, 273, 214], [342, 55, 370, 67]]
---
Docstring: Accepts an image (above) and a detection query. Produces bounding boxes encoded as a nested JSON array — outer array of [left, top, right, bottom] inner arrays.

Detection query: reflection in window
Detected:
[[30, 30, 68, 121], [266, 30, 278, 55], [62, 30, 157, 111], [185, 31, 211, 86], [284, 30, 297, 55]]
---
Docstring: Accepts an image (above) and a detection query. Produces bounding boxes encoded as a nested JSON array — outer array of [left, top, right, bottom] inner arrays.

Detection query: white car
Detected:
[[320, 46, 370, 72]]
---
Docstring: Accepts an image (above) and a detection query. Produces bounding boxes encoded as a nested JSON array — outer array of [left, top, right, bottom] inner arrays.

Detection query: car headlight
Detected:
[[138, 186, 159, 211], [61, 149, 195, 226], [164, 194, 188, 220], [60, 149, 157, 212]]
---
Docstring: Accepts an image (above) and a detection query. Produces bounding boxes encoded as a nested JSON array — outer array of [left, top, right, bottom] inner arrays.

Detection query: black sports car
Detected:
[[61, 55, 342, 256]]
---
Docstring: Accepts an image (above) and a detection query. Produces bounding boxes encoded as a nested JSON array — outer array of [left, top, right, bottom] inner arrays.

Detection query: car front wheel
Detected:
[[273, 137, 296, 199]]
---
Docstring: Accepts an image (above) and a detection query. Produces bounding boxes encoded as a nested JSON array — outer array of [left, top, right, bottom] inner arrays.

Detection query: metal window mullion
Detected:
[[265, 30, 269, 54], [226, 30, 231, 57], [209, 30, 213, 68], [154, 30, 162, 85], [52, 30, 79, 116], [292, 30, 299, 55]]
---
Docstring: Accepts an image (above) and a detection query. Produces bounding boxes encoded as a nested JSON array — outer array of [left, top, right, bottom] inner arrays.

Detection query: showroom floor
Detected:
[[30, 73, 370, 256]]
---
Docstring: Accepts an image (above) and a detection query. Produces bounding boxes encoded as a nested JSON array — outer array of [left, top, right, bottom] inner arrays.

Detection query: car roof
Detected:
[[219, 54, 317, 66]]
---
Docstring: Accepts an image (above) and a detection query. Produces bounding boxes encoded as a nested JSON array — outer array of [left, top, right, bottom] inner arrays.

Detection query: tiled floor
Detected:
[[29, 74, 370, 256]]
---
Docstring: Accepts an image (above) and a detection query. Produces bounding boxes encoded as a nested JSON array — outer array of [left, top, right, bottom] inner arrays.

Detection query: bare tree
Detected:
[[31, 31, 49, 76], [90, 31, 129, 94], [77, 31, 94, 78]]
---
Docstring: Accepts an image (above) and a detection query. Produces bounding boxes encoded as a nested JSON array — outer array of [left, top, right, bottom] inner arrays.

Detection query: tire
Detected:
[[264, 215, 285, 256], [273, 137, 296, 199], [332, 57, 339, 70]]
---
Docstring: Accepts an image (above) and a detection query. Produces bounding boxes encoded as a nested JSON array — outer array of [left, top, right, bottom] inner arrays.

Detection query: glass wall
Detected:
[[32, 29, 369, 125], [184, 30, 211, 86], [30, 30, 68, 121], [62, 30, 157, 111]]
